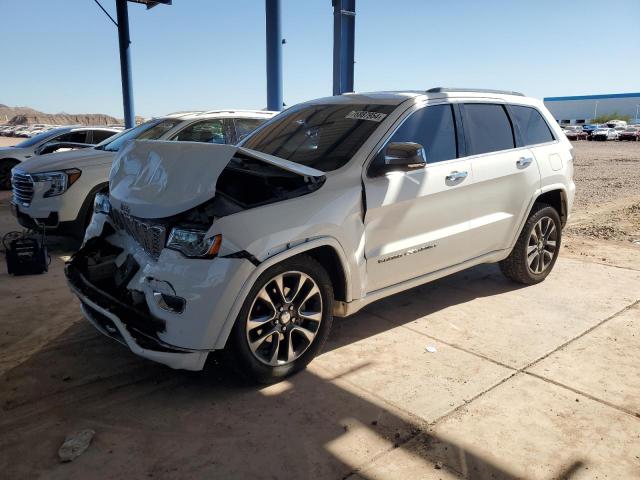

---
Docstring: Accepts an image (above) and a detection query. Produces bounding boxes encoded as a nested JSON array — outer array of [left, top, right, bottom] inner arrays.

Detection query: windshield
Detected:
[[97, 118, 182, 152], [14, 128, 68, 148], [241, 103, 397, 171]]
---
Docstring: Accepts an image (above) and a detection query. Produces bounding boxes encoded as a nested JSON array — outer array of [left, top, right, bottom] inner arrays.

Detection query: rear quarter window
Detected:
[[510, 105, 555, 146]]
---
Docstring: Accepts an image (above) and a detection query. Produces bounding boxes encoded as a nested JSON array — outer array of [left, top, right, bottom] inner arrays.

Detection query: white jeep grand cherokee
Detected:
[[66, 89, 575, 383]]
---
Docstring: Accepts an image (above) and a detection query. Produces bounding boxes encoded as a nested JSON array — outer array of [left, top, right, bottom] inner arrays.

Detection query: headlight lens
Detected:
[[93, 192, 111, 215], [30, 168, 81, 197], [166, 228, 222, 258]]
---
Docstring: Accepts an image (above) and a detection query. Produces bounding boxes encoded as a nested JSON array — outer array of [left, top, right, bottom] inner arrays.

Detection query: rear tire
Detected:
[[0, 159, 19, 190], [228, 254, 334, 384], [499, 203, 562, 285]]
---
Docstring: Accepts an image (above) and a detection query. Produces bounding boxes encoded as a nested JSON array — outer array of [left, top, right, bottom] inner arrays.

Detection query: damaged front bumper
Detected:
[[65, 230, 255, 371]]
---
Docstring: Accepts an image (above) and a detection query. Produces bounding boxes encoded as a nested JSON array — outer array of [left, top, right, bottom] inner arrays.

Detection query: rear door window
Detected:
[[462, 103, 515, 155], [90, 130, 118, 144], [509, 105, 555, 146], [234, 118, 265, 142], [171, 119, 228, 144], [56, 131, 90, 144]]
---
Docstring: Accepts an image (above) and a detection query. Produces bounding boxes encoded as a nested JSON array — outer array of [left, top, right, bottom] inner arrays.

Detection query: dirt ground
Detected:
[[0, 140, 638, 479], [0, 136, 23, 147]]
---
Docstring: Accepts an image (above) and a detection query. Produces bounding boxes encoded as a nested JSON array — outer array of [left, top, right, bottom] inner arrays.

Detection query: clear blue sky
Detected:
[[1, 0, 638, 119]]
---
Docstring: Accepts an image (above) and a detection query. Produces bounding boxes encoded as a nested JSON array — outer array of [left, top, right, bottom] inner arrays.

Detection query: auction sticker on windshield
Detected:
[[345, 111, 387, 122]]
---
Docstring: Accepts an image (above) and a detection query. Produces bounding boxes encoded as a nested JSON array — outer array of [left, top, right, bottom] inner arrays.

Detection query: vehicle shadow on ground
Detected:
[[0, 264, 588, 479], [326, 263, 527, 354]]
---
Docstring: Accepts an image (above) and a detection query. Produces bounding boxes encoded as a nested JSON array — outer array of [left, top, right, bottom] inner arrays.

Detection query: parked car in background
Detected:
[[1, 126, 19, 136], [16, 125, 43, 137], [618, 126, 640, 141], [0, 126, 120, 189], [67, 89, 575, 382], [591, 128, 618, 141], [606, 120, 627, 128], [11, 110, 276, 238], [8, 125, 31, 137], [581, 124, 598, 140], [563, 129, 578, 140], [563, 126, 587, 140]]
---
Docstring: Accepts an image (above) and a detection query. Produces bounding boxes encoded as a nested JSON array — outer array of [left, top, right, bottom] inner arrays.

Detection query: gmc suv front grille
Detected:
[[11, 170, 34, 206], [110, 209, 167, 260]]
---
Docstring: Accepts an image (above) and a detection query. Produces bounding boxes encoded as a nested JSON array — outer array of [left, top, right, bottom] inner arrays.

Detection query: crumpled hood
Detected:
[[16, 147, 114, 173], [109, 140, 324, 219]]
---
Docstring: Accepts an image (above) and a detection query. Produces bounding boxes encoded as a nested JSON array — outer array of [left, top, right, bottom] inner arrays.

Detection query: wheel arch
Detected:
[[73, 181, 109, 238], [534, 188, 568, 227], [0, 158, 21, 189], [507, 185, 569, 251], [213, 237, 353, 350]]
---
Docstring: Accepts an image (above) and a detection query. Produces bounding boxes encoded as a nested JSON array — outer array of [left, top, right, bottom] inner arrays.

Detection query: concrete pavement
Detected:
[[1, 251, 639, 479]]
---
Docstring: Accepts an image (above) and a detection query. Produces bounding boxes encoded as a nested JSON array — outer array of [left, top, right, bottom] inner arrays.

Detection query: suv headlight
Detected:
[[93, 192, 111, 215], [30, 169, 81, 197], [166, 228, 222, 259]]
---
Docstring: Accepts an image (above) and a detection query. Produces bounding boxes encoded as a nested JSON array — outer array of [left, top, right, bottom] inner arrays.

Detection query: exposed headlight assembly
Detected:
[[93, 192, 111, 215], [166, 228, 222, 259], [30, 168, 81, 197]]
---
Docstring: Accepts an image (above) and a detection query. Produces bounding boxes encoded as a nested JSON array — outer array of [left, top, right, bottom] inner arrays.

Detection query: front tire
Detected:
[[228, 255, 334, 384], [499, 203, 561, 285]]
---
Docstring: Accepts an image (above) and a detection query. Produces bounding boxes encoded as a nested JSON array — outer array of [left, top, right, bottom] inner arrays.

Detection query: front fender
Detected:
[[212, 236, 353, 349]]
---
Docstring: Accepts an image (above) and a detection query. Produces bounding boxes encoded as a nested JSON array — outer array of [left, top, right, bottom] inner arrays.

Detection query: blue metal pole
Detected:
[[265, 0, 283, 111], [332, 0, 355, 95], [116, 0, 135, 128]]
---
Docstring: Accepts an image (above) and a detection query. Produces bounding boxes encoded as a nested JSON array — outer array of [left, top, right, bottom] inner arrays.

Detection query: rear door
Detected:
[[363, 102, 473, 292], [461, 102, 541, 257]]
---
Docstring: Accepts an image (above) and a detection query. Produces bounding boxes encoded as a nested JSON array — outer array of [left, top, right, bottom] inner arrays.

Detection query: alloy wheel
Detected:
[[527, 216, 558, 274], [245, 271, 323, 366]]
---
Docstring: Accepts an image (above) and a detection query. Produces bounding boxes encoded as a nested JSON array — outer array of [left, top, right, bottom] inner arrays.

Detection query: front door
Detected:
[[363, 103, 473, 293]]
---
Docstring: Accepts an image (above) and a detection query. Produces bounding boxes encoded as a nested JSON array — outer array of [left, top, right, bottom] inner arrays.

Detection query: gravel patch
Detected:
[[570, 141, 640, 212]]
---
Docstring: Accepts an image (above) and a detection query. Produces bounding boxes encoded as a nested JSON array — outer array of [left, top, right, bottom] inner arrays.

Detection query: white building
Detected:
[[543, 93, 640, 125]]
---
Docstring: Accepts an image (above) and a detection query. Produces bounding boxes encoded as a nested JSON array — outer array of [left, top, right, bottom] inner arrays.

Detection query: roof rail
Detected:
[[165, 110, 206, 117], [426, 87, 525, 97], [200, 109, 277, 115]]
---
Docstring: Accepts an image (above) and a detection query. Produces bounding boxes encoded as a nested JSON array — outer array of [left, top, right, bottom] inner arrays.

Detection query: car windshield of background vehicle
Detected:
[[241, 103, 397, 171], [14, 128, 67, 148], [99, 119, 182, 152]]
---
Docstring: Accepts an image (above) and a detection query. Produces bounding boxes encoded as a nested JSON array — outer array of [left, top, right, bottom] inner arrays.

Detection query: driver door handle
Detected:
[[516, 156, 533, 168], [446, 170, 468, 182]]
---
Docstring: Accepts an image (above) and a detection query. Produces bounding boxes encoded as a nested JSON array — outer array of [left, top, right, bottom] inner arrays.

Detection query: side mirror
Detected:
[[375, 142, 427, 175]]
